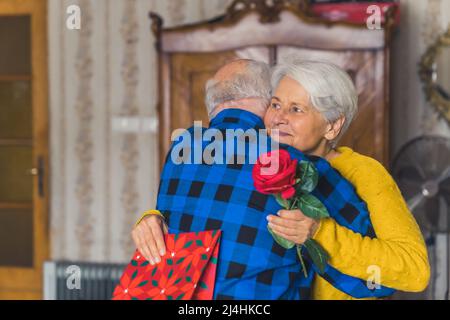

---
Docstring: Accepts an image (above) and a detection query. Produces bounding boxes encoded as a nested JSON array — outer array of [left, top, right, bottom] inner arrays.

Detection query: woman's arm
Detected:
[[312, 155, 430, 292]]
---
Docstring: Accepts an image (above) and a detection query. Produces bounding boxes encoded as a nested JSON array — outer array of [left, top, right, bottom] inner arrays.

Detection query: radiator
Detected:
[[43, 261, 126, 300]]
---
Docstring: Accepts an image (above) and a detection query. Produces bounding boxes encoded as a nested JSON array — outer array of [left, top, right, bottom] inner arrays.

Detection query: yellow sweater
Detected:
[[311, 147, 430, 299], [136, 147, 430, 300]]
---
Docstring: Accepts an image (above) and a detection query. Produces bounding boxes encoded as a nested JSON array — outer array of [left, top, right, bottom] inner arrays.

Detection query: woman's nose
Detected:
[[272, 108, 289, 125]]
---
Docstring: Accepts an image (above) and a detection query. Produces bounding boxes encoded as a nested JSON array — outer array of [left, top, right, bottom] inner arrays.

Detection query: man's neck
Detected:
[[210, 98, 266, 119]]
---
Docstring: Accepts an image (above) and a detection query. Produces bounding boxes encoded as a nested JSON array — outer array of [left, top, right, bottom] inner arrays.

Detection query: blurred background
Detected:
[[0, 0, 449, 300]]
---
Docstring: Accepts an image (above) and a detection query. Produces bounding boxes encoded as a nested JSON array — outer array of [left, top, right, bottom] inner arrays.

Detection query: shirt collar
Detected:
[[209, 108, 265, 130]]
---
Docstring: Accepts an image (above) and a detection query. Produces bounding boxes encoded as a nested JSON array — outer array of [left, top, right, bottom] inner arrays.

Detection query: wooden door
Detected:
[[0, 0, 49, 300]]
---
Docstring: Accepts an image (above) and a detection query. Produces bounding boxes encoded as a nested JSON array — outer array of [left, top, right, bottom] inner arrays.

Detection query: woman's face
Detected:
[[264, 76, 331, 156]]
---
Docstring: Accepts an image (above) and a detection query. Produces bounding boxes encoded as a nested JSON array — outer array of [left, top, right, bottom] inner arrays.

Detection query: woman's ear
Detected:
[[324, 116, 346, 141]]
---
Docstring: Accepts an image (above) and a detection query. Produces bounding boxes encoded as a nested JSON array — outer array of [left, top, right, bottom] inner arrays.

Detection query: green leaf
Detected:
[[167, 296, 173, 300], [167, 259, 173, 265], [174, 278, 182, 285], [186, 262, 192, 272], [201, 254, 208, 260], [137, 280, 148, 287], [168, 269, 173, 279], [199, 281, 208, 289], [176, 257, 185, 265], [267, 225, 295, 249], [211, 257, 218, 264], [140, 261, 149, 267], [196, 240, 203, 246], [184, 240, 193, 248], [151, 267, 157, 277], [131, 260, 138, 267], [176, 293, 185, 300], [274, 193, 289, 208], [131, 270, 138, 280], [186, 276, 192, 282], [296, 194, 330, 219], [303, 239, 330, 274], [151, 280, 158, 287], [296, 161, 318, 193]]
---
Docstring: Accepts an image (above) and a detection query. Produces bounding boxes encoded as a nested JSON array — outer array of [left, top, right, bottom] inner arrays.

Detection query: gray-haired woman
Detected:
[[264, 59, 430, 299]]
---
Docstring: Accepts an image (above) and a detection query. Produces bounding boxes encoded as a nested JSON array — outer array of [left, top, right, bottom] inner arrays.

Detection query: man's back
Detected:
[[156, 109, 310, 299]]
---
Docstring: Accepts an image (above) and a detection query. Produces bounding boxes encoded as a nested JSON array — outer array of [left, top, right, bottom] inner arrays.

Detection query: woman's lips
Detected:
[[271, 129, 292, 138]]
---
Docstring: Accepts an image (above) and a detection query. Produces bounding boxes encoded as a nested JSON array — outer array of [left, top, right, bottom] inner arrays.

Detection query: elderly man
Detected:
[[132, 59, 394, 299]]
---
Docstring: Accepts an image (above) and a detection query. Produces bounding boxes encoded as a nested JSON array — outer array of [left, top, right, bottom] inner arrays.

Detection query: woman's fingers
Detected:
[[135, 227, 154, 264], [270, 227, 296, 242], [268, 221, 297, 237], [149, 217, 166, 257], [162, 222, 169, 235], [141, 220, 162, 264], [277, 209, 307, 220], [131, 229, 140, 253], [267, 214, 299, 229]]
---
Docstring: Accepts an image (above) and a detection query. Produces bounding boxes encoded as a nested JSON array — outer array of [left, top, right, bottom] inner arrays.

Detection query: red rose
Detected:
[[252, 149, 298, 200]]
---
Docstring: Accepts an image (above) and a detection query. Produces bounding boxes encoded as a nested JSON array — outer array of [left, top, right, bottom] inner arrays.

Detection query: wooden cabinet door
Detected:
[[164, 46, 388, 165], [0, 0, 49, 300]]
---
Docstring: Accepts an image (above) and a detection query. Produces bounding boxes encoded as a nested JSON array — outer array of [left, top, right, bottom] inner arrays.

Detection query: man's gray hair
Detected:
[[205, 60, 271, 118], [271, 59, 358, 146]]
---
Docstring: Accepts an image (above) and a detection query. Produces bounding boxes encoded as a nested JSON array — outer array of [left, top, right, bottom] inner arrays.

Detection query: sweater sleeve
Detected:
[[313, 154, 430, 292], [134, 210, 165, 227]]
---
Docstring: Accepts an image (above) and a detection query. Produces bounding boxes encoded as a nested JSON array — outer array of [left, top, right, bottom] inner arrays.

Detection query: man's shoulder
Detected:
[[280, 144, 333, 170]]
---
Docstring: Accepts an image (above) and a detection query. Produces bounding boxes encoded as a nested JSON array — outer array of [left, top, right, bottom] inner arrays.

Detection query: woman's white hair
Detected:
[[271, 59, 358, 146]]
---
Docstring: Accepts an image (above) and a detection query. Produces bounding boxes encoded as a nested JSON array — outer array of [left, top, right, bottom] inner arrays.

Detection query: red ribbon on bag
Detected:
[[113, 229, 221, 300]]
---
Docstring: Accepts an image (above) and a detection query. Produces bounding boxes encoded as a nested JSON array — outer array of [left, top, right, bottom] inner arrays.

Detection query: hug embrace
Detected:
[[128, 58, 430, 300]]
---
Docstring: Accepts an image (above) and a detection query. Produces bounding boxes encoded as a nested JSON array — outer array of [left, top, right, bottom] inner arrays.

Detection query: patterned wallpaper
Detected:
[[48, 0, 233, 263]]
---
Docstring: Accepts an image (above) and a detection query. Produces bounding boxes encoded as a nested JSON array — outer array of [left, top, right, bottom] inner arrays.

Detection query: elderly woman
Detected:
[[264, 59, 430, 299], [133, 59, 430, 299]]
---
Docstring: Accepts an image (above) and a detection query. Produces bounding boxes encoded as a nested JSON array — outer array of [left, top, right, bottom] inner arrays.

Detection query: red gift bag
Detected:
[[113, 229, 221, 300]]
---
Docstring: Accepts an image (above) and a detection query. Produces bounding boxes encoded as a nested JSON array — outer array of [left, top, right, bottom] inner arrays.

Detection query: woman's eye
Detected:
[[271, 103, 280, 109], [292, 106, 304, 113]]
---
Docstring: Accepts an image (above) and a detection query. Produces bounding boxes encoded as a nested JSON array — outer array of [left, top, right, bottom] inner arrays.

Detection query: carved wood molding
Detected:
[[224, 0, 311, 24], [149, 11, 162, 49], [149, 0, 397, 44]]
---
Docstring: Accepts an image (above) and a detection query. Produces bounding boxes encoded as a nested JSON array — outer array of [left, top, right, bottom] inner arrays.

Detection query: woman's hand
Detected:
[[267, 209, 320, 245], [131, 215, 168, 265]]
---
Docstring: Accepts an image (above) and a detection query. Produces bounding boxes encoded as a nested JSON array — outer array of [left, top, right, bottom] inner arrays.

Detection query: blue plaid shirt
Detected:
[[156, 108, 395, 299]]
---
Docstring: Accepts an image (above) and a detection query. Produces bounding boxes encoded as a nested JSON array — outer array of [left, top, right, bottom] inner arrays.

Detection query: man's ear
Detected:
[[324, 116, 346, 141]]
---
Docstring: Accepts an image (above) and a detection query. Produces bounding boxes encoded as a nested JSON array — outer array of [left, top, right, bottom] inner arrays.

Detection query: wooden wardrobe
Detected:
[[150, 0, 397, 168]]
